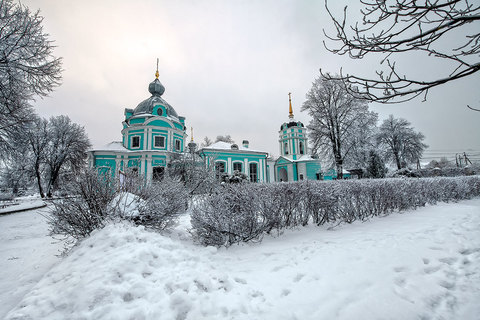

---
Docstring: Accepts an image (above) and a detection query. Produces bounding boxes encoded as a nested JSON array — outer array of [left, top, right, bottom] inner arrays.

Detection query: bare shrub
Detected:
[[129, 176, 188, 230], [48, 168, 116, 241], [48, 169, 189, 244], [191, 184, 265, 247], [190, 176, 480, 247]]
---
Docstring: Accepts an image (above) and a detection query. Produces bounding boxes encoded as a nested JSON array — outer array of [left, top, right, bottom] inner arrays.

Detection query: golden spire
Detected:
[[191, 127, 194, 142], [155, 58, 159, 79], [288, 92, 294, 119]]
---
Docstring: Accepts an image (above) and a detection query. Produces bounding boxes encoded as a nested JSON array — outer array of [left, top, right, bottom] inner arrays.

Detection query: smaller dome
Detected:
[[148, 78, 165, 96]]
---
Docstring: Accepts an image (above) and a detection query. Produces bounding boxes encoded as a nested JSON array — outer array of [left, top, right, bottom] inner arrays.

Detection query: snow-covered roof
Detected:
[[91, 141, 130, 152], [200, 141, 267, 154], [274, 154, 321, 163]]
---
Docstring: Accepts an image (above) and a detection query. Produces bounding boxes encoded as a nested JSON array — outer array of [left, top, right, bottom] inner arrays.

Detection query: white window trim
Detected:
[[130, 135, 141, 149], [154, 135, 166, 148], [174, 139, 181, 152], [249, 161, 259, 182], [215, 161, 227, 179], [232, 161, 243, 173]]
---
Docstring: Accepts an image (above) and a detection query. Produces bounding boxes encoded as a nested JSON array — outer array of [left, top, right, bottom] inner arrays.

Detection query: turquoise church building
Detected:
[[267, 93, 324, 182], [88, 68, 188, 182], [88, 67, 332, 183]]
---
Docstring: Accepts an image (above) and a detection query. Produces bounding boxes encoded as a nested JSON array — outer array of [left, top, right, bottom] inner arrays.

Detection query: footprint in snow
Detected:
[[281, 289, 291, 297], [459, 248, 480, 256], [438, 280, 455, 290], [234, 277, 247, 285], [438, 257, 457, 265], [394, 276, 406, 287], [424, 265, 442, 274], [293, 273, 305, 282], [393, 266, 408, 273], [271, 265, 287, 272]]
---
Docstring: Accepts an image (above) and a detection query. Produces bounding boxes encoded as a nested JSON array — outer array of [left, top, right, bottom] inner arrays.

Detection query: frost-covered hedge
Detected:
[[49, 169, 187, 243], [191, 176, 480, 247]]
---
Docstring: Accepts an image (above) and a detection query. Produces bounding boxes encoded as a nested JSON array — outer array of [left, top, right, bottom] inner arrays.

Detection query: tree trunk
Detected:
[[336, 157, 343, 180], [394, 151, 402, 170], [46, 167, 60, 198], [34, 161, 45, 198]]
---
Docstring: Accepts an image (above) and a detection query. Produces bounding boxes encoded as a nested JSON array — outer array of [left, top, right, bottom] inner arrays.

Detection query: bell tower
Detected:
[[278, 93, 307, 160]]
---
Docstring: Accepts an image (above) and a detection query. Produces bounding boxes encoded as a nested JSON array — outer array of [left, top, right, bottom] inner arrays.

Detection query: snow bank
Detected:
[[6, 199, 480, 320]]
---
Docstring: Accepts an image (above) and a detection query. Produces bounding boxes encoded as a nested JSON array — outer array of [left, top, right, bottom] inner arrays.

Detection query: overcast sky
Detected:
[[24, 0, 480, 161]]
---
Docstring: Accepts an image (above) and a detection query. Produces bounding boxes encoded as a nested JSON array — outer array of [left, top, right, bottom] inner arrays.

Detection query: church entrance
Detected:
[[278, 167, 288, 182], [152, 166, 165, 181]]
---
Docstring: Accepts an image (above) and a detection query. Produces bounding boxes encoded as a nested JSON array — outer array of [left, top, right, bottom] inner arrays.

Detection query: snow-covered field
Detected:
[[2, 199, 480, 320], [0, 207, 64, 320]]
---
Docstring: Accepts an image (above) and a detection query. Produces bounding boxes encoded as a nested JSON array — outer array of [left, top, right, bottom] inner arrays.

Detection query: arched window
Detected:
[[233, 162, 242, 173], [299, 141, 304, 155], [284, 142, 289, 155], [249, 163, 258, 182], [215, 162, 226, 180]]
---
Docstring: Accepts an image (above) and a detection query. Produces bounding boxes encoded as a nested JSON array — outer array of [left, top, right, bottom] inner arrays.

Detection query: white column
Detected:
[[259, 159, 264, 182], [143, 128, 147, 150], [227, 157, 232, 175]]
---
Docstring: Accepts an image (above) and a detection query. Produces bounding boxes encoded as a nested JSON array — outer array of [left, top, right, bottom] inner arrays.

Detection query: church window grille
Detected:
[[154, 136, 165, 148], [131, 136, 140, 148], [215, 162, 226, 180], [233, 162, 242, 172]]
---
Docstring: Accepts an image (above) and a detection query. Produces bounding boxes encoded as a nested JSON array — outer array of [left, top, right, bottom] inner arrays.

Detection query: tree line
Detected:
[[302, 74, 427, 179], [0, 0, 90, 197]]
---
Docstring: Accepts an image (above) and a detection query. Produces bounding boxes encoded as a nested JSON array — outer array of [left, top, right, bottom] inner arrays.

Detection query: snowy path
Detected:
[[0, 207, 64, 319], [4, 199, 480, 320]]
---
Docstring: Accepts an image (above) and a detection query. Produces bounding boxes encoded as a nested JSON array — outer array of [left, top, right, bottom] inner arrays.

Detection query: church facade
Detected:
[[88, 69, 188, 182], [88, 68, 330, 183]]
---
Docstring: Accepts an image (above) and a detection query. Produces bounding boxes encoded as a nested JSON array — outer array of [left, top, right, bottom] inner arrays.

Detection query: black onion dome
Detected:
[[148, 78, 165, 96], [133, 78, 179, 118], [280, 120, 304, 130]]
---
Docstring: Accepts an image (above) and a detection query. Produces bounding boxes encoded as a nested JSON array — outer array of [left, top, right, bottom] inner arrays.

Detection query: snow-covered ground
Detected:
[[2, 199, 480, 320], [0, 207, 64, 320], [0, 196, 46, 214]]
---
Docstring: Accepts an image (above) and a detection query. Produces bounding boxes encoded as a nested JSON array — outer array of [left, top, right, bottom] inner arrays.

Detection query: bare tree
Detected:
[[0, 0, 62, 158], [324, 0, 480, 103], [215, 134, 234, 143], [302, 74, 378, 179], [377, 115, 428, 170], [45, 115, 91, 197], [201, 136, 213, 147], [24, 117, 49, 197], [0, 139, 31, 194]]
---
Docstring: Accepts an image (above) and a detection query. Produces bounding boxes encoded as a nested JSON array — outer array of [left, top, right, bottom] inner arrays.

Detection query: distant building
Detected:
[[197, 141, 268, 183], [266, 93, 323, 182], [88, 66, 345, 182]]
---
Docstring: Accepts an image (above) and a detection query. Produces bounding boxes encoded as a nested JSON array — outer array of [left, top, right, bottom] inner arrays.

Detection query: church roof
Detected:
[[201, 141, 267, 154], [132, 78, 179, 119], [274, 154, 320, 163], [91, 141, 131, 152]]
